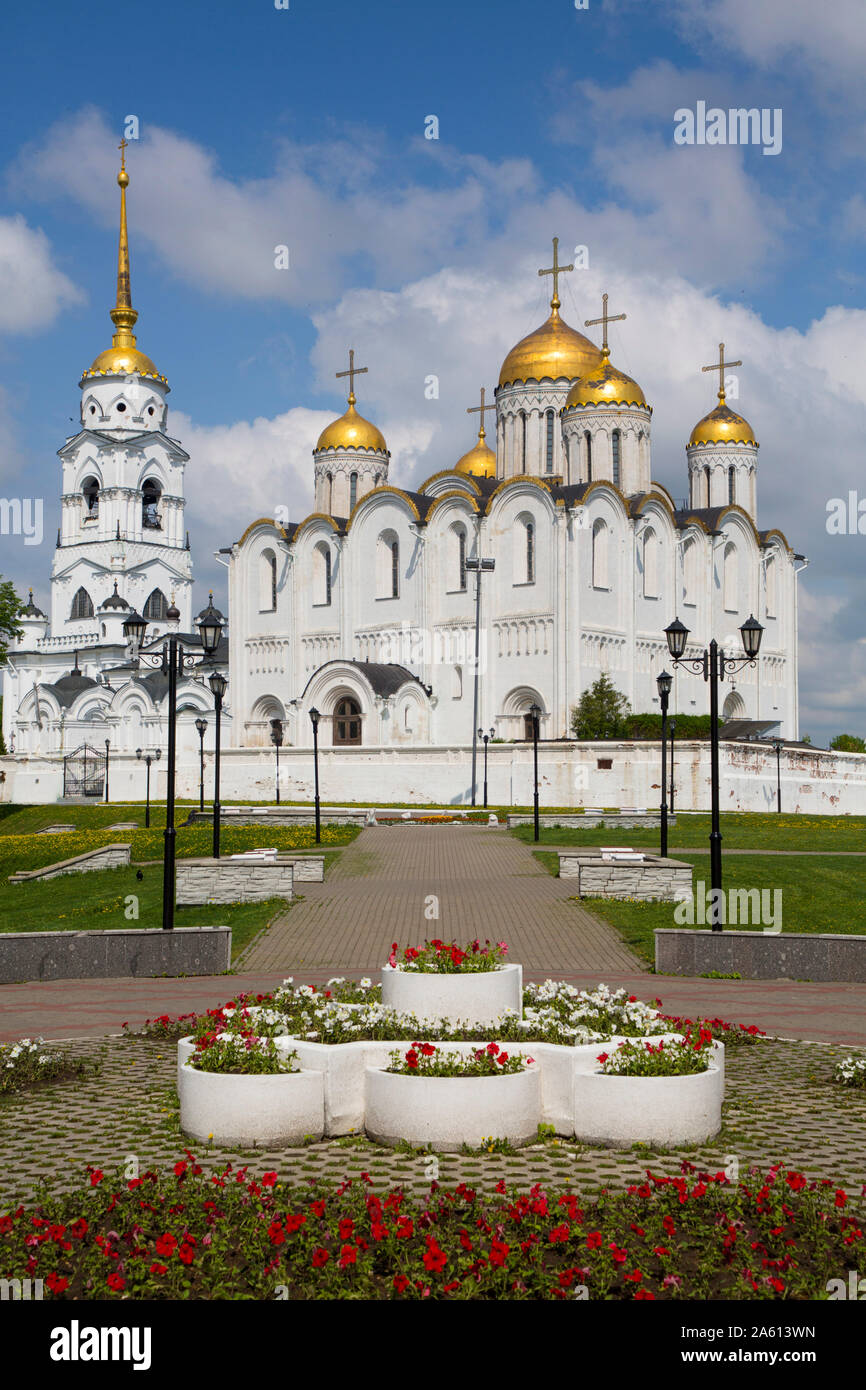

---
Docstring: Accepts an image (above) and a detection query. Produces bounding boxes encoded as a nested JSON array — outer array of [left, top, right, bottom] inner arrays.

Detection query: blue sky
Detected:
[[1, 0, 865, 742]]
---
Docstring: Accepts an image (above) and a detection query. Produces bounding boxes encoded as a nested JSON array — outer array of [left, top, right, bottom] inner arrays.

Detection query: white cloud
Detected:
[[0, 215, 83, 334]]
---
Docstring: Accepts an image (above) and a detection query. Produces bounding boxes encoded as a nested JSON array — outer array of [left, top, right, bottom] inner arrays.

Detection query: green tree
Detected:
[[830, 733, 866, 753], [570, 675, 631, 740], [0, 577, 22, 666]]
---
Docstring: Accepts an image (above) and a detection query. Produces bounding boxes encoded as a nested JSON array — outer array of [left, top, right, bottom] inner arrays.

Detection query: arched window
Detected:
[[592, 519, 609, 589], [723, 542, 738, 612], [82, 477, 100, 520], [585, 431, 592, 482], [326, 473, 333, 514], [377, 531, 400, 599], [683, 538, 697, 606], [349, 472, 358, 511], [453, 664, 463, 699], [642, 527, 658, 599], [70, 587, 94, 620], [143, 588, 168, 621], [520, 411, 527, 473], [259, 549, 277, 612], [142, 479, 162, 530], [704, 465, 711, 507], [515, 515, 535, 584], [451, 524, 467, 592], [314, 542, 332, 606], [765, 554, 777, 618], [611, 430, 621, 488], [545, 411, 555, 474], [728, 466, 736, 505], [526, 521, 535, 582], [333, 696, 362, 745]]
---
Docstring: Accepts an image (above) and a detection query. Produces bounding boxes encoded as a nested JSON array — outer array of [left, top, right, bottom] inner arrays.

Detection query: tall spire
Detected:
[[82, 141, 164, 383]]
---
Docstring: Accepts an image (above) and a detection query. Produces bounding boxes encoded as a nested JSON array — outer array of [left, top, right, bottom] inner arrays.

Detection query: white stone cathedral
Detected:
[[228, 244, 802, 751], [2, 147, 226, 758]]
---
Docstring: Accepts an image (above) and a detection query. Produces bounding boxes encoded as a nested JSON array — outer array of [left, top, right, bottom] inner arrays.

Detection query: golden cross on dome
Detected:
[[336, 348, 368, 405], [538, 237, 574, 311], [466, 386, 495, 438], [585, 292, 627, 356], [702, 342, 741, 402], [118, 136, 128, 169]]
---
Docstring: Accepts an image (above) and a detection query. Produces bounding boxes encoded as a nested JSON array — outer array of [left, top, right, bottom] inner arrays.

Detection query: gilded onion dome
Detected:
[[564, 347, 646, 409], [499, 301, 603, 388], [455, 425, 496, 478], [82, 143, 165, 383], [316, 398, 388, 454], [688, 395, 757, 447]]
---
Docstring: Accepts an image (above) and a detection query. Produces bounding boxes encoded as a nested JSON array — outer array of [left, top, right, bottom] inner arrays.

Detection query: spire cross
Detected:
[[466, 386, 495, 439], [538, 236, 574, 311], [702, 342, 742, 402], [336, 348, 368, 405], [585, 292, 627, 356], [118, 137, 128, 169]]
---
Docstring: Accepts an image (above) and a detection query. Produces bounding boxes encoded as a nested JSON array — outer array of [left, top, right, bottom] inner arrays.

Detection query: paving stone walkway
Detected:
[[238, 825, 643, 974], [1, 1034, 863, 1212]]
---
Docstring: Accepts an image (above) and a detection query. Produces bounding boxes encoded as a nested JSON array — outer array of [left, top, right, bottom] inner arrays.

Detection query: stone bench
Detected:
[[9, 844, 131, 883], [176, 856, 295, 905], [558, 850, 693, 902]]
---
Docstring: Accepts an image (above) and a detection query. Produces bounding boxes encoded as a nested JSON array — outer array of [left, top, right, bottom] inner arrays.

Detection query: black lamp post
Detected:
[[772, 736, 784, 814], [104, 738, 110, 804], [309, 707, 321, 844], [195, 717, 208, 813], [125, 597, 225, 929], [270, 718, 284, 805], [664, 614, 763, 927], [209, 670, 228, 860], [136, 746, 161, 828], [477, 726, 495, 809], [656, 670, 672, 858], [464, 554, 496, 806], [529, 702, 541, 842], [668, 720, 676, 817]]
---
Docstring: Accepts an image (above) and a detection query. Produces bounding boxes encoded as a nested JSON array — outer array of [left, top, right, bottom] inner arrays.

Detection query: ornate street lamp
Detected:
[[195, 717, 208, 813], [772, 736, 784, 814], [270, 717, 284, 805], [208, 671, 228, 860], [309, 707, 321, 845], [668, 720, 677, 816], [125, 599, 225, 928], [104, 738, 111, 804], [529, 702, 542, 842], [477, 726, 496, 810], [664, 614, 764, 926], [136, 746, 161, 829], [656, 670, 672, 857], [464, 555, 496, 806]]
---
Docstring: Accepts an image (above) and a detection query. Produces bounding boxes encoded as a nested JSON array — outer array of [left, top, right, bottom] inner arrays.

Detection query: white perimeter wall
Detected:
[[1, 741, 864, 815]]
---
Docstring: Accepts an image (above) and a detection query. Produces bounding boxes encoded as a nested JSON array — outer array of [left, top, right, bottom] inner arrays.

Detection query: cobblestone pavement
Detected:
[[1, 1034, 863, 1212], [238, 825, 644, 974]]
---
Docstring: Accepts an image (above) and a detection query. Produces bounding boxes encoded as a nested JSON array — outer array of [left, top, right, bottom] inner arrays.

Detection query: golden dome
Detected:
[[499, 304, 603, 388], [455, 427, 496, 478], [316, 399, 388, 454], [688, 395, 757, 448], [82, 144, 165, 384], [564, 349, 647, 409]]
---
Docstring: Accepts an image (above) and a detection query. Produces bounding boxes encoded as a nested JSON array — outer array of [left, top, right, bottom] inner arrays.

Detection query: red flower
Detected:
[[268, 1221, 286, 1246], [423, 1240, 447, 1273], [596, 1053, 609, 1065], [178, 1242, 195, 1265], [835, 1190, 848, 1208], [393, 1274, 410, 1293], [338, 1244, 357, 1269], [634, 1288, 655, 1299], [338, 1218, 354, 1240], [489, 1240, 510, 1268], [155, 1233, 177, 1257], [309, 1199, 326, 1219], [89, 1170, 104, 1187], [70, 1218, 88, 1239], [420, 1043, 436, 1057], [548, 1224, 571, 1244], [786, 1172, 807, 1191], [396, 1217, 414, 1239], [173, 1161, 187, 1177], [312, 1247, 329, 1268], [261, 1172, 278, 1188], [149, 1263, 168, 1276], [609, 1244, 627, 1265], [106, 1272, 125, 1291], [286, 1212, 306, 1234], [586, 1231, 602, 1249], [46, 1272, 69, 1294], [662, 1215, 676, 1236], [624, 1268, 643, 1282]]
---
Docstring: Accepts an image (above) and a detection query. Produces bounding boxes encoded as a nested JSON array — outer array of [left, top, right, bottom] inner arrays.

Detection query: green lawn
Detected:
[[0, 864, 287, 962], [514, 811, 866, 853], [550, 853, 866, 967]]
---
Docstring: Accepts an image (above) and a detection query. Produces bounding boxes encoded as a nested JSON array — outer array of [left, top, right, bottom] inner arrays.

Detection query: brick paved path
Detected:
[[238, 825, 642, 974]]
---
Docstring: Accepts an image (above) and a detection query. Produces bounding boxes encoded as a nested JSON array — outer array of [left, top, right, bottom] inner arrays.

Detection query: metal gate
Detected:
[[62, 744, 106, 798]]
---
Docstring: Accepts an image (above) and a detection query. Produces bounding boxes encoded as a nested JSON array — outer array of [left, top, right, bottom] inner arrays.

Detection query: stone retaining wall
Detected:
[[9, 844, 131, 883], [509, 813, 665, 830], [0, 926, 231, 984], [176, 857, 295, 904], [656, 928, 866, 982], [559, 852, 693, 902]]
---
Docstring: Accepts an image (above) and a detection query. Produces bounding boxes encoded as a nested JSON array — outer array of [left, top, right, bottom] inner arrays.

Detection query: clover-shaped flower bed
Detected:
[[179, 1031, 323, 1149]]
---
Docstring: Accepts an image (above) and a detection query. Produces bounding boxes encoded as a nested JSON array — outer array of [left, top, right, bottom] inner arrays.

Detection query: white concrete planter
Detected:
[[178, 1060, 324, 1147], [365, 1064, 541, 1151], [572, 1062, 723, 1147], [380, 961, 522, 1025]]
